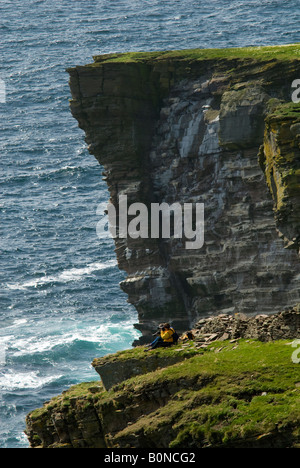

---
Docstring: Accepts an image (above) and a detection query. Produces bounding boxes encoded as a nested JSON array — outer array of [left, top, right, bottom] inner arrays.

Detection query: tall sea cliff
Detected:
[[25, 44, 300, 448], [67, 45, 300, 343]]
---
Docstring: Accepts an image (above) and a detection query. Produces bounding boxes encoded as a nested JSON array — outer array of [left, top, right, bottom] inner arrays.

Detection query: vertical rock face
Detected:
[[259, 102, 300, 253], [68, 51, 300, 342]]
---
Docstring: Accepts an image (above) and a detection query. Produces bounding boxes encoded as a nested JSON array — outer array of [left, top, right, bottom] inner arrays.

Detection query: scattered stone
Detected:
[[219, 333, 230, 341], [193, 306, 300, 345], [204, 333, 219, 342]]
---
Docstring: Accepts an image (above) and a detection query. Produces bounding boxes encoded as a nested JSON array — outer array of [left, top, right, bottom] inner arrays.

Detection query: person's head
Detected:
[[163, 323, 170, 329]]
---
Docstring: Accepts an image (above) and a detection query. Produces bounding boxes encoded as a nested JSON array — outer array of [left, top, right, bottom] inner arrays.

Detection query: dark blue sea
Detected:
[[0, 0, 299, 448]]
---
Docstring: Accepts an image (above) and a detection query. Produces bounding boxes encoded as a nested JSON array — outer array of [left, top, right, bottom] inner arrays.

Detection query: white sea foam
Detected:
[[0, 337, 11, 365], [11, 319, 28, 327], [5, 318, 140, 359], [6, 259, 117, 290], [0, 369, 61, 391], [11, 330, 95, 356]]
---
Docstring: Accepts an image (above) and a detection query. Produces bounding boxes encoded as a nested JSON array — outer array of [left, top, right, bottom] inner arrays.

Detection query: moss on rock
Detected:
[[26, 339, 300, 448], [260, 102, 300, 251]]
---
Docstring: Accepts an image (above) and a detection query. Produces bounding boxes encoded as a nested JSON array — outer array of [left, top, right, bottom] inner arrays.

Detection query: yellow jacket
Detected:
[[160, 328, 174, 343]]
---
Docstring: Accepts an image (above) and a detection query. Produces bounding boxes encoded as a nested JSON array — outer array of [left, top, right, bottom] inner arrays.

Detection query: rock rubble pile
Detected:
[[192, 305, 300, 347]]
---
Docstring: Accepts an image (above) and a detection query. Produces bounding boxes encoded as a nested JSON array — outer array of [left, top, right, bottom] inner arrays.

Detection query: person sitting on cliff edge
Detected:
[[144, 323, 178, 351]]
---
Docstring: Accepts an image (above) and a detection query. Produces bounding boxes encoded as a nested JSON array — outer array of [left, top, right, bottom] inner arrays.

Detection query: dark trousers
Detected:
[[149, 336, 173, 349]]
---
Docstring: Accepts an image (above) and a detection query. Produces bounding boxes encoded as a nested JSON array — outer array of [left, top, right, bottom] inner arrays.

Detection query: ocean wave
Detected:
[[0, 162, 100, 186], [3, 316, 140, 362], [6, 259, 118, 290], [11, 330, 101, 358], [0, 369, 62, 391]]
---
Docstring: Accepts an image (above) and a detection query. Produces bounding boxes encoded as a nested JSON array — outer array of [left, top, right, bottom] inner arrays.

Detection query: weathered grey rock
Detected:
[[68, 54, 300, 343], [92, 350, 193, 390], [219, 83, 271, 149], [193, 305, 300, 342]]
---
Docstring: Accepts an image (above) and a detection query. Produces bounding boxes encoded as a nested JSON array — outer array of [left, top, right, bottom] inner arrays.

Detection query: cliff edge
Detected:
[[25, 306, 300, 448], [67, 44, 300, 343], [24, 45, 300, 449]]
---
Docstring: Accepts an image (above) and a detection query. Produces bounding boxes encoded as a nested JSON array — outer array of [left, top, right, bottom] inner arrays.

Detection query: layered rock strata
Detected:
[[68, 48, 300, 343]]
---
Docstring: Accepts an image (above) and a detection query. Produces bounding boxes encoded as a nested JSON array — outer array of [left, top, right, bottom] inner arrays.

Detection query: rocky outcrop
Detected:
[[24, 47, 300, 450], [90, 306, 300, 390], [68, 48, 300, 343], [193, 303, 300, 344], [92, 347, 197, 390], [25, 307, 300, 449]]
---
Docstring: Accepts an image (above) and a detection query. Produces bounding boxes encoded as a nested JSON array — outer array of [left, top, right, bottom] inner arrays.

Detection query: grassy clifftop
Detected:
[[37, 43, 300, 449], [90, 43, 300, 64], [25, 339, 300, 448]]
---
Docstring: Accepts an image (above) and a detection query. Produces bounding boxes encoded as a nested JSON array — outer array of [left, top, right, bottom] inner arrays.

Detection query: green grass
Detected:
[[28, 381, 104, 420], [267, 101, 300, 122], [93, 341, 198, 364], [126, 339, 294, 381], [91, 43, 300, 65], [110, 339, 300, 447], [27, 339, 300, 448]]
